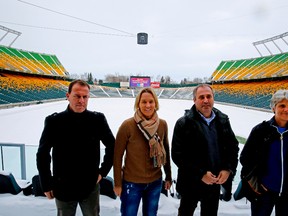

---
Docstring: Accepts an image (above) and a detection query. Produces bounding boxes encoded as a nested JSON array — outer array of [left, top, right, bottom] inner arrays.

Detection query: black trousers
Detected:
[[251, 191, 288, 216], [178, 184, 220, 216]]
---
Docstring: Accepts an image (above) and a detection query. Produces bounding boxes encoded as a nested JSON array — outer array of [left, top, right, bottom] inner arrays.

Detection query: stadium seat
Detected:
[[0, 171, 30, 195]]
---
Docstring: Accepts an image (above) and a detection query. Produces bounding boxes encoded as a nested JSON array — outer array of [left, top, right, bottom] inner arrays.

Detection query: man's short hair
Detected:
[[192, 84, 214, 100], [68, 80, 90, 93]]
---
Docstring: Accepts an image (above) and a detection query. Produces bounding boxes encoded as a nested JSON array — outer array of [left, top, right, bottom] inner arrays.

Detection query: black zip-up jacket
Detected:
[[240, 117, 288, 196], [36, 107, 115, 201], [172, 105, 239, 195]]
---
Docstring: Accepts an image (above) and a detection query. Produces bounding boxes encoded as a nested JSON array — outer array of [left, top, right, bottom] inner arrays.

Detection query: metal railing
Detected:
[[0, 143, 26, 179]]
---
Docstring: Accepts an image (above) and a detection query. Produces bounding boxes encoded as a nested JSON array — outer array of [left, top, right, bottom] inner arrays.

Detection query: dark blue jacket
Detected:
[[37, 107, 115, 201], [240, 117, 288, 196]]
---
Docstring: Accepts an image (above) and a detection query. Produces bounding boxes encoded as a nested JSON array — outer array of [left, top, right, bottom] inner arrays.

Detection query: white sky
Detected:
[[0, 98, 275, 215], [1, 0, 288, 82]]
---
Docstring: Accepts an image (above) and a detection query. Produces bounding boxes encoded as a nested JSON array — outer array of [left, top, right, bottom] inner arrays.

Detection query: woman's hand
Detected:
[[114, 186, 122, 197], [164, 180, 172, 190]]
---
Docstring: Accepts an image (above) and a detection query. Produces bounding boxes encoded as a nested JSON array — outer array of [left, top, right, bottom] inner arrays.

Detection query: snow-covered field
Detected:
[[0, 98, 274, 215]]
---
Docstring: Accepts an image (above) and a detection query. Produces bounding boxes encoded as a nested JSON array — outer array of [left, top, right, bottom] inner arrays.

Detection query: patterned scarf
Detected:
[[134, 109, 166, 167]]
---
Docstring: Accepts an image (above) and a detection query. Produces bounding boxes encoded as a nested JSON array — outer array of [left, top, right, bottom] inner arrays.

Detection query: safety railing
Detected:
[[0, 143, 26, 180]]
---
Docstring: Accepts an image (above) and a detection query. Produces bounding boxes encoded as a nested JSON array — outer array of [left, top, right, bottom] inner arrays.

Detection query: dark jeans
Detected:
[[251, 191, 288, 216], [120, 177, 162, 216], [55, 184, 100, 216], [178, 184, 220, 216]]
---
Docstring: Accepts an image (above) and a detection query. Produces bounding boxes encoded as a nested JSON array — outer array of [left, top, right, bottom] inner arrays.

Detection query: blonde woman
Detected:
[[113, 87, 172, 216]]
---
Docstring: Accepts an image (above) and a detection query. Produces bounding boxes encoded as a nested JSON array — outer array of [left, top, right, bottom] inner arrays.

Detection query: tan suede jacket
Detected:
[[113, 117, 172, 187]]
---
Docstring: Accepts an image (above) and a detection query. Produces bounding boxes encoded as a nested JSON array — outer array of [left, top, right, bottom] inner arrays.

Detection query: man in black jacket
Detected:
[[172, 84, 239, 216], [37, 79, 115, 216]]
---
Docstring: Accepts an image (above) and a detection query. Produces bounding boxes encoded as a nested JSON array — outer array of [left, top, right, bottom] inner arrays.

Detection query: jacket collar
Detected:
[[268, 116, 288, 129], [65, 105, 87, 115], [184, 105, 228, 125]]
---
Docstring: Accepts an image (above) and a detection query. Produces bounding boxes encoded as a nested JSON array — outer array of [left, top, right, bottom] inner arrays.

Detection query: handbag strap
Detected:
[[243, 165, 258, 180]]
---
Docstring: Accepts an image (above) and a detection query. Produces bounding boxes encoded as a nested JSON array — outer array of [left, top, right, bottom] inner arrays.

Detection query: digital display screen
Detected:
[[129, 76, 151, 88]]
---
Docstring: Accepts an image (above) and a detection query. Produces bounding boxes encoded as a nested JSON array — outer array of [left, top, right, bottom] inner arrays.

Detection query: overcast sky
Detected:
[[1, 0, 288, 82]]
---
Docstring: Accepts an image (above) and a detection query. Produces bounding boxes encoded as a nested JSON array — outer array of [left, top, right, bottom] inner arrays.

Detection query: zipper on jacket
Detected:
[[272, 125, 287, 197], [279, 133, 284, 197]]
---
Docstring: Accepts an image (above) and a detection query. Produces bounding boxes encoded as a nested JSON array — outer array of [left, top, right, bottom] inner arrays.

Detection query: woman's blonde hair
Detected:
[[134, 87, 159, 111]]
